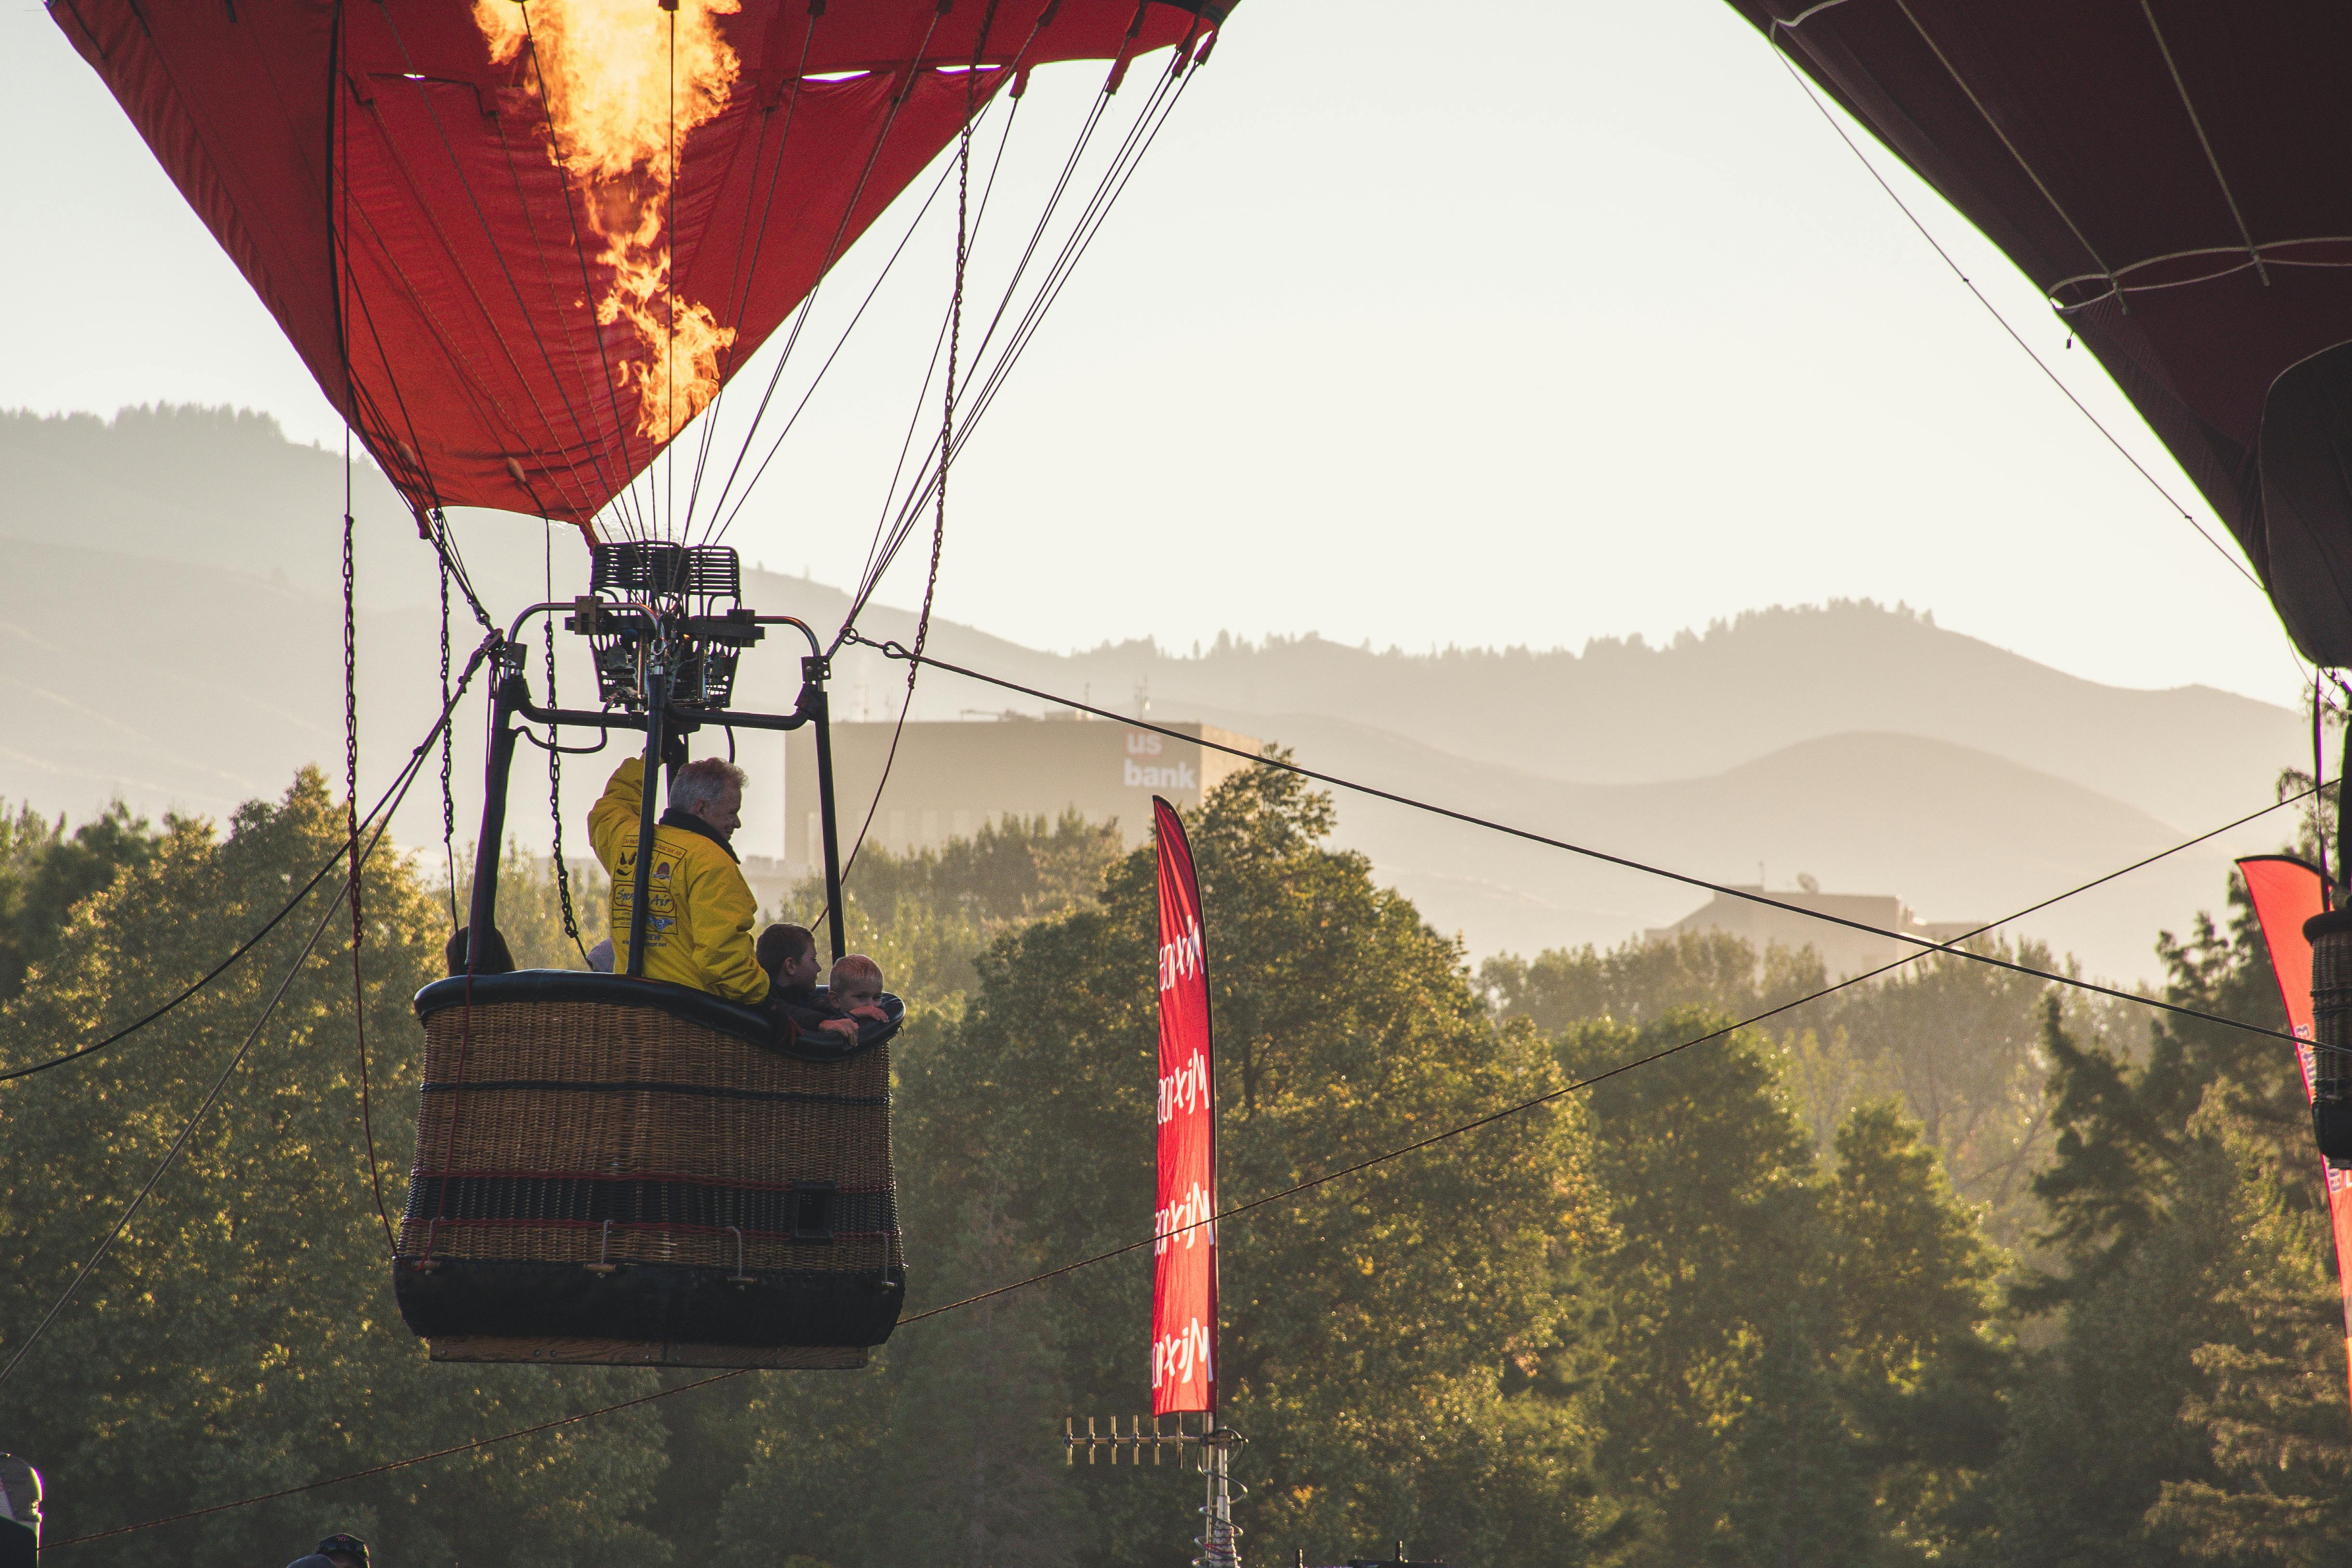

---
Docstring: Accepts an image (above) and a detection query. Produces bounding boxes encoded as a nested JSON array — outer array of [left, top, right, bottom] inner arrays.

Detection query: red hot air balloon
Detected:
[[52, 0, 1223, 529]]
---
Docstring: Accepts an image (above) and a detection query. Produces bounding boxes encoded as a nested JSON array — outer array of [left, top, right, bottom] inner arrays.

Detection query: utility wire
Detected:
[[0, 638, 497, 1086], [852, 639, 2305, 1046], [898, 776, 2324, 1326], [46, 773, 2316, 1546], [0, 710, 447, 1391]]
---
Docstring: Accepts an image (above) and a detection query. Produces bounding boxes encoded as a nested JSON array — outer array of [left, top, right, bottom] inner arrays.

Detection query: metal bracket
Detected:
[[1063, 1412, 1225, 1467]]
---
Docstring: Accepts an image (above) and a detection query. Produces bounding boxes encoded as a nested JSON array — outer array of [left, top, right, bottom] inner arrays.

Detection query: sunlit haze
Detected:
[[0, 0, 2304, 706]]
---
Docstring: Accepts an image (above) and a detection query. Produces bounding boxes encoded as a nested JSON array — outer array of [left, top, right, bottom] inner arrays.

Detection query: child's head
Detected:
[[829, 953, 885, 1008], [756, 923, 818, 986]]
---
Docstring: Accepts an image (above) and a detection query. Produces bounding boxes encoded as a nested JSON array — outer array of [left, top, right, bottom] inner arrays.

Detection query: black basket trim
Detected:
[[412, 970, 901, 1059], [417, 1077, 889, 1108], [393, 1254, 906, 1348]]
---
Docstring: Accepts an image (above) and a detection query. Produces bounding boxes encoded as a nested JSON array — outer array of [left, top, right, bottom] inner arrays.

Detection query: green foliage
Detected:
[[0, 799, 161, 1003], [1482, 931, 1826, 1033], [1973, 858, 2343, 1568], [1496, 925, 2123, 1256], [727, 763, 1617, 1567], [2146, 1140, 2352, 1566], [5, 764, 2336, 1568], [1559, 1016, 2009, 1566], [2022, 879, 2302, 1315], [0, 772, 669, 1567], [789, 810, 1126, 1002]]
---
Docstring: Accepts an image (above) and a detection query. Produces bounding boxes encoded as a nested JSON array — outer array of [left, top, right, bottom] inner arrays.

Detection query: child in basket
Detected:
[[756, 927, 886, 1041]]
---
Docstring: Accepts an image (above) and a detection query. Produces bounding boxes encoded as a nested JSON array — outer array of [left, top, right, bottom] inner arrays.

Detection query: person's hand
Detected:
[[820, 1018, 859, 1039], [849, 1004, 887, 1021]]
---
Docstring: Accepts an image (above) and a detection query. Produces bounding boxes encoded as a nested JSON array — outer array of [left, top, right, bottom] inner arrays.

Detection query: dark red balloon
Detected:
[[1728, 0, 2352, 662]]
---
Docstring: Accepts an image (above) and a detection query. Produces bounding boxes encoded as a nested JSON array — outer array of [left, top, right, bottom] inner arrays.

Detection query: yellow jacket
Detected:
[[588, 757, 770, 1005]]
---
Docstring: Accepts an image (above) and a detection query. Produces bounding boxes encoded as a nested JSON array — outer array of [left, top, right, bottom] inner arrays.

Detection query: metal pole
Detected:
[[465, 660, 525, 955], [1203, 1434, 1239, 1568], [807, 671, 848, 963], [627, 669, 669, 979]]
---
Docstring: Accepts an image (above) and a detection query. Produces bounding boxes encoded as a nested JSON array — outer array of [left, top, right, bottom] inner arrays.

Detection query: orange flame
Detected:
[[478, 0, 742, 445]]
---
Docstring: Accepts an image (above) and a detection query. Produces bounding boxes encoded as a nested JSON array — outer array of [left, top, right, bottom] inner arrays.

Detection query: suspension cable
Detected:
[[815, 2, 993, 919], [441, 557, 460, 926], [685, 0, 955, 541], [832, 45, 1198, 631], [342, 499, 395, 1256], [545, 522, 590, 962], [1767, 43, 2263, 595]]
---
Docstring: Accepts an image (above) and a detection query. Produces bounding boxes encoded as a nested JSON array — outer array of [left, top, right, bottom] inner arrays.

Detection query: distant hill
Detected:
[[0, 405, 2309, 981]]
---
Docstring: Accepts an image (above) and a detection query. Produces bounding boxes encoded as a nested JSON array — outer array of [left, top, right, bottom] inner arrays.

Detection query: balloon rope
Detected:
[[688, 0, 954, 543], [805, 20, 993, 932], [666, 2, 677, 539], [681, 4, 821, 536], [345, 499, 395, 1258]]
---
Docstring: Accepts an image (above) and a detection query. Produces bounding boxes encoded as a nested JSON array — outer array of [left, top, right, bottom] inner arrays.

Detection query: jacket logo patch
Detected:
[[654, 860, 673, 881]]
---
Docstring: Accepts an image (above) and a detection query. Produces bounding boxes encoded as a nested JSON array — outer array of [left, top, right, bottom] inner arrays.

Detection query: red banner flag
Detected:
[[2236, 855, 2352, 1411], [1152, 796, 1218, 1416]]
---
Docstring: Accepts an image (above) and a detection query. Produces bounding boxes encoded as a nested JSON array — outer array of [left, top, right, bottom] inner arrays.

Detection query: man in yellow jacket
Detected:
[[589, 755, 771, 1006]]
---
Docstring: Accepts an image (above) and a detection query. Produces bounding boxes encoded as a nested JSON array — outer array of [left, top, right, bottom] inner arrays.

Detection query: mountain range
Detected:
[[0, 405, 2310, 981]]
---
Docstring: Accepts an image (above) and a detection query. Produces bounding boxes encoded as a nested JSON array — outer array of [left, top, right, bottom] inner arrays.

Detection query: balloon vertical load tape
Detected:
[[2304, 910, 2352, 1162]]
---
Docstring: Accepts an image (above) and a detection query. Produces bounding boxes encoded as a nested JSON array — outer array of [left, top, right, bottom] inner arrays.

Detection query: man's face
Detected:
[[691, 782, 744, 838]]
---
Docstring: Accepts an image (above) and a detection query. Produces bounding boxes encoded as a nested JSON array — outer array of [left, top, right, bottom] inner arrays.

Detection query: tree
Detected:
[[1560, 1010, 1824, 1563], [1561, 1013, 2010, 1567], [0, 770, 671, 1567], [0, 799, 160, 1002], [2146, 1126, 2352, 1565], [789, 810, 1126, 1002], [1487, 928, 2105, 1255], [1825, 1103, 2011, 1558], [1482, 932, 1825, 1034], [891, 763, 1614, 1566]]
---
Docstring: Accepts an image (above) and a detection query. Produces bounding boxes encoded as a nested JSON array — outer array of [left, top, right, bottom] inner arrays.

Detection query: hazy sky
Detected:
[[0, 0, 2308, 707]]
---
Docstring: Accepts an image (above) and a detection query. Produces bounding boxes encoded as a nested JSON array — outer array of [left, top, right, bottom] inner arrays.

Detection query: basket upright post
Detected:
[[466, 649, 526, 958], [806, 660, 847, 964], [627, 668, 669, 978]]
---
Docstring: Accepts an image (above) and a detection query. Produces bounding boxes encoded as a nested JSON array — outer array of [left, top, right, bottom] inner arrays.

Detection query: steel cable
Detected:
[[858, 641, 2308, 1047]]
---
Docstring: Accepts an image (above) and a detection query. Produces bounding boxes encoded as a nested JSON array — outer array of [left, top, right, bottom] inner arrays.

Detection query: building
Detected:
[[777, 714, 1263, 880], [1647, 882, 1979, 981]]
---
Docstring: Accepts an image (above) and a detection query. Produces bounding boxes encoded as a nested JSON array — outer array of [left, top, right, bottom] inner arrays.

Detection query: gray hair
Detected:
[[669, 757, 748, 816]]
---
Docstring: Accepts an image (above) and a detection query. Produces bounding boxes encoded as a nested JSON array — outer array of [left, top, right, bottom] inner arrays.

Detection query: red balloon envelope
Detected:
[[1726, 1, 2352, 664], [54, 0, 1222, 527]]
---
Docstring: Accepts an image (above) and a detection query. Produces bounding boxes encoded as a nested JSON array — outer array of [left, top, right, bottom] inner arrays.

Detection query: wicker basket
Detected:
[[393, 971, 904, 1367]]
